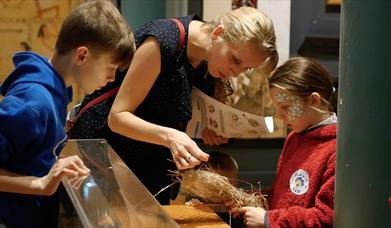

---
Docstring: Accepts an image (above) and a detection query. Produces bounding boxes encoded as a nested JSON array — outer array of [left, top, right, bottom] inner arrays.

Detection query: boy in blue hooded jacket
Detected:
[[0, 1, 135, 227]]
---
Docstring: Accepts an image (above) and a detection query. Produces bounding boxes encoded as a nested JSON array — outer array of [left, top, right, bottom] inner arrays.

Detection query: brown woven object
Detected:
[[176, 169, 268, 209]]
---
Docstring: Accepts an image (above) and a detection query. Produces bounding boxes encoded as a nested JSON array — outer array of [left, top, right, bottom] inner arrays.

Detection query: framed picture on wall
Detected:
[[0, 0, 89, 80]]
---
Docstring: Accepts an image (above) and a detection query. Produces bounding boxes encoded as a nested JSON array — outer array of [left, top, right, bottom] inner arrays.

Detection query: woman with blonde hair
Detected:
[[69, 6, 278, 204]]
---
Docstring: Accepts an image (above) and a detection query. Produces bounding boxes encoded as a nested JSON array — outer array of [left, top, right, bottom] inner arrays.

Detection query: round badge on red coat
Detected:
[[289, 169, 309, 195]]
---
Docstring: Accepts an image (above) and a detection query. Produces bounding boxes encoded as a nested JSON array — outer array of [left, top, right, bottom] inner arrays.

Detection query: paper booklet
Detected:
[[186, 87, 274, 139]]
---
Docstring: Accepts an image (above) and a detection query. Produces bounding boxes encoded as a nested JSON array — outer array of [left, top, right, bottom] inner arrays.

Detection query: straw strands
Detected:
[[174, 169, 268, 209]]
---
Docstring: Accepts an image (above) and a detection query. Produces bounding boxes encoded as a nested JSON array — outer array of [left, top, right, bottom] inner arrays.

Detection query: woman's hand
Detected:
[[38, 155, 90, 195], [166, 129, 209, 170], [185, 198, 204, 206], [201, 128, 228, 145]]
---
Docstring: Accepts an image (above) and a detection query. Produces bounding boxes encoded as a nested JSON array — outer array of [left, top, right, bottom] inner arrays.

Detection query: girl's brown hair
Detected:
[[269, 57, 338, 113]]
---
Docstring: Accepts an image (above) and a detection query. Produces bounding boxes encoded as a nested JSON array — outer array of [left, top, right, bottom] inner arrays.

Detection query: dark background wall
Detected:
[[199, 139, 284, 189]]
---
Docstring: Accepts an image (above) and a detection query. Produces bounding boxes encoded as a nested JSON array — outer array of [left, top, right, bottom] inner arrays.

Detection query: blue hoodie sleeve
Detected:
[[0, 93, 43, 162]]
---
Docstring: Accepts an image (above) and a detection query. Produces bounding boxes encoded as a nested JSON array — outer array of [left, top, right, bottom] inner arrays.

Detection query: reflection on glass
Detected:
[[62, 139, 179, 228]]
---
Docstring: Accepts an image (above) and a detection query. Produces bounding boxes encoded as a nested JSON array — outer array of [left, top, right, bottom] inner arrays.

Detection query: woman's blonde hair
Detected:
[[207, 6, 278, 76]]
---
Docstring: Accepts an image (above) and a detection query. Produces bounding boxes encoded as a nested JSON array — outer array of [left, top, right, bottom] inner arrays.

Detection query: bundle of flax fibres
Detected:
[[177, 169, 268, 209]]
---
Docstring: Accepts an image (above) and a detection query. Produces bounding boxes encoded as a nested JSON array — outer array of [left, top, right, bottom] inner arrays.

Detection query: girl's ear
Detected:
[[74, 46, 89, 65], [310, 92, 322, 106]]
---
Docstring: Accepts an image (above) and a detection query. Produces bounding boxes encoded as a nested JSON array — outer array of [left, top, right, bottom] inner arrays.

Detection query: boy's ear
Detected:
[[211, 25, 224, 40], [74, 46, 89, 65], [310, 92, 321, 106]]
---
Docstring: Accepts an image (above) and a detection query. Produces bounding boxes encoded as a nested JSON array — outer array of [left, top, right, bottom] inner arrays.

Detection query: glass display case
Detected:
[[61, 139, 179, 228]]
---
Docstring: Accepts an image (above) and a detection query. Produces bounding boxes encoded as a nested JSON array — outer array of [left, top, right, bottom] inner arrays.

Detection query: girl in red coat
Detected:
[[227, 57, 338, 228]]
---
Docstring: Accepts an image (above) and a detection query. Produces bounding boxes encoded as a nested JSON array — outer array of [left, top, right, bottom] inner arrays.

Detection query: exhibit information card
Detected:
[[186, 87, 274, 139]]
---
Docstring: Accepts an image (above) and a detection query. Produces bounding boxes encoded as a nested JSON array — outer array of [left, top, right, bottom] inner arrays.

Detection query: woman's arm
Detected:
[[108, 37, 209, 170], [0, 155, 90, 196]]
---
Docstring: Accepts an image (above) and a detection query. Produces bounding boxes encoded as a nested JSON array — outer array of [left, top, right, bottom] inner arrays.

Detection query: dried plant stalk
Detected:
[[176, 169, 268, 209]]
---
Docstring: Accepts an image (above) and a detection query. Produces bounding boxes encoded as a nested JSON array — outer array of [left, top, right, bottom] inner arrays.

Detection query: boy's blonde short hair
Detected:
[[55, 0, 136, 69], [207, 6, 278, 76]]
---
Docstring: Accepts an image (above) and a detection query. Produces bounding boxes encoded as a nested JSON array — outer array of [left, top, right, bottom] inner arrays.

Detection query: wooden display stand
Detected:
[[163, 205, 229, 228]]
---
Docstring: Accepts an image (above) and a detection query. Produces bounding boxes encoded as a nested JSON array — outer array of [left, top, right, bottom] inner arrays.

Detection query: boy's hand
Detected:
[[39, 155, 90, 195], [201, 128, 228, 145]]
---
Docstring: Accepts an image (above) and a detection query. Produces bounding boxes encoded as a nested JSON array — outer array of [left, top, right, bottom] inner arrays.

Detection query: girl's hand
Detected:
[[226, 201, 266, 227], [201, 128, 228, 145], [237, 207, 266, 228], [167, 129, 209, 170], [38, 155, 90, 195]]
